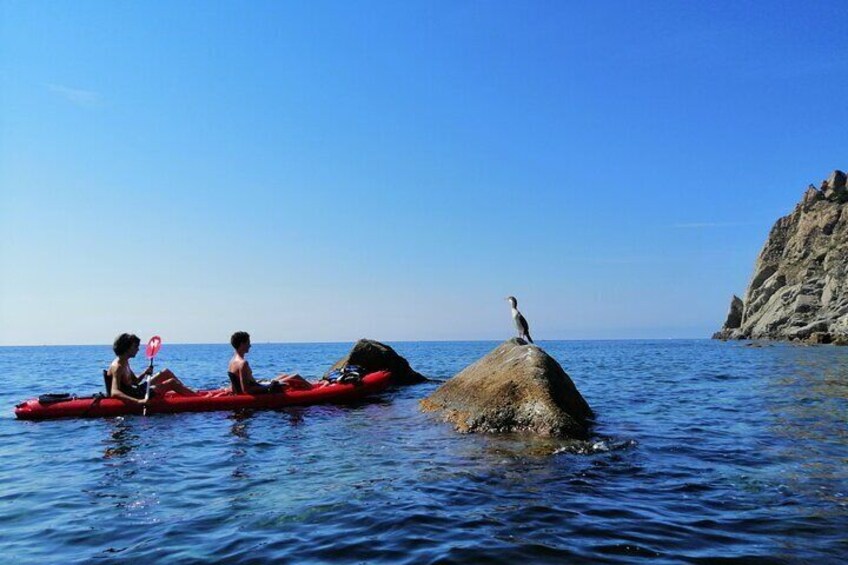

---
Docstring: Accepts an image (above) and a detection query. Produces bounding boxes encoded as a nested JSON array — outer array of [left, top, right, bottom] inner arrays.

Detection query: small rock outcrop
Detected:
[[720, 295, 744, 332], [324, 339, 427, 385], [420, 339, 593, 439], [714, 170, 848, 342]]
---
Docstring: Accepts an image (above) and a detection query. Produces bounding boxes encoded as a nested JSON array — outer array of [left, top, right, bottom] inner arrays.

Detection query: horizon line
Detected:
[[0, 336, 715, 348]]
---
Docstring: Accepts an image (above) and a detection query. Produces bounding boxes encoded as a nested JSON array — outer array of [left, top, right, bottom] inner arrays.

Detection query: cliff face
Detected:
[[714, 170, 848, 342]]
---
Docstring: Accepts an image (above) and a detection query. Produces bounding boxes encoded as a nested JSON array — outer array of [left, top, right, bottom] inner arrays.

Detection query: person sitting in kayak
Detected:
[[228, 331, 312, 394], [107, 333, 197, 405]]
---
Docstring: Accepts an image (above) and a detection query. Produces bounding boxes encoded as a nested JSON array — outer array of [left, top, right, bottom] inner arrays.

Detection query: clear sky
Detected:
[[1, 1, 847, 346]]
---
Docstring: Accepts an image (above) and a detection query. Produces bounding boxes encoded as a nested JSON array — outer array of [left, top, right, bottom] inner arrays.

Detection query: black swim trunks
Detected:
[[252, 381, 283, 394], [120, 382, 155, 400]]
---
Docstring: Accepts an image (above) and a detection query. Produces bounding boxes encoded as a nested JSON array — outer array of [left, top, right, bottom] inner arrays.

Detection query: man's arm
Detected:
[[129, 365, 152, 386], [110, 369, 146, 405], [240, 361, 268, 395]]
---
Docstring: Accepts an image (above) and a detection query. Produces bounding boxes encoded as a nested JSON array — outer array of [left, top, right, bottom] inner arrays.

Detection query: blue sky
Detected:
[[1, 1, 847, 345]]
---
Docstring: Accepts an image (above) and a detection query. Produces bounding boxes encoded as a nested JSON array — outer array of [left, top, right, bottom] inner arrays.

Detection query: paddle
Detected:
[[143, 335, 162, 415]]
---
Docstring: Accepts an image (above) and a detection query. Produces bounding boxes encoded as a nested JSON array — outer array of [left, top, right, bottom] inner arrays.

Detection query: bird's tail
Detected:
[[525, 333, 534, 344]]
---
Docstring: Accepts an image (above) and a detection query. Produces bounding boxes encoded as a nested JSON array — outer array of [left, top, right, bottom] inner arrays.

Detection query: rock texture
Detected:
[[420, 339, 593, 438], [714, 170, 848, 342], [324, 339, 427, 385], [721, 295, 744, 331]]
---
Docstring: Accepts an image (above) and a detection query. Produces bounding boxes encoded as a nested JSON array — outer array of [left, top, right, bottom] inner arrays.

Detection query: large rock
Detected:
[[712, 295, 744, 339], [714, 169, 848, 342], [324, 339, 427, 385], [420, 339, 593, 439]]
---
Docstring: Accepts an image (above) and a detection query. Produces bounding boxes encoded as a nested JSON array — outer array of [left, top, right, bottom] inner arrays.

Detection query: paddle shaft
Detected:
[[143, 359, 153, 416]]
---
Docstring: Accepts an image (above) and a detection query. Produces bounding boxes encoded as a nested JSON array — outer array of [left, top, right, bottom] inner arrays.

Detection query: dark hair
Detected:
[[113, 333, 141, 356], [230, 331, 250, 350]]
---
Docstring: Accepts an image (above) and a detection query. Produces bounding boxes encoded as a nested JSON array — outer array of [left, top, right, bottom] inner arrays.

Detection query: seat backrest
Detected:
[[228, 372, 243, 394], [103, 370, 112, 397]]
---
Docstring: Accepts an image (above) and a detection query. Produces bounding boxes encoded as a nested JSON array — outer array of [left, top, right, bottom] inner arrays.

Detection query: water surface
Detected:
[[1, 340, 846, 563]]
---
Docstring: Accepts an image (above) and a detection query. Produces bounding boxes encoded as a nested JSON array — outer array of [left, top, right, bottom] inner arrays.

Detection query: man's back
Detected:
[[229, 354, 258, 391]]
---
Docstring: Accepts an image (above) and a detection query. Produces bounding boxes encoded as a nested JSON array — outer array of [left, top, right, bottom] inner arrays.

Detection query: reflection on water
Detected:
[[284, 407, 307, 427], [103, 418, 138, 460], [767, 348, 848, 518], [229, 410, 254, 440], [229, 410, 253, 481], [90, 418, 159, 521]]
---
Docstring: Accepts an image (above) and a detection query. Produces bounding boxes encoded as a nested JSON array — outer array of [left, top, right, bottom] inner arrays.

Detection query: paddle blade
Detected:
[[146, 335, 162, 359]]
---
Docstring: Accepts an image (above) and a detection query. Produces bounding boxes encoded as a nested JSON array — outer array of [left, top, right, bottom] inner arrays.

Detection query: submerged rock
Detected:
[[714, 169, 848, 342], [420, 338, 593, 439], [324, 339, 427, 385]]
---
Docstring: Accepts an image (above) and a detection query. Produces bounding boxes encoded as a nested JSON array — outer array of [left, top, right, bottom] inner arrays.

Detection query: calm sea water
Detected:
[[1, 340, 846, 564]]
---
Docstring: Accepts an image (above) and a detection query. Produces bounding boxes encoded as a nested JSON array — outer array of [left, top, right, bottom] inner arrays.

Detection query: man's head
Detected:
[[113, 333, 141, 357], [230, 331, 251, 354]]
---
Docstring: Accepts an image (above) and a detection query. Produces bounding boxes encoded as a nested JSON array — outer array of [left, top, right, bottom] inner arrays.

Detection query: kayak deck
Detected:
[[15, 370, 392, 420]]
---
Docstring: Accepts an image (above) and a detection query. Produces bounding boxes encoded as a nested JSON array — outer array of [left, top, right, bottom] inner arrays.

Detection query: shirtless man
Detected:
[[107, 333, 196, 405], [228, 331, 312, 394]]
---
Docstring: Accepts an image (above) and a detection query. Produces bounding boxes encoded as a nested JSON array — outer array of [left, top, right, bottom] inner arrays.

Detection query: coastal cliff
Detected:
[[714, 170, 848, 342]]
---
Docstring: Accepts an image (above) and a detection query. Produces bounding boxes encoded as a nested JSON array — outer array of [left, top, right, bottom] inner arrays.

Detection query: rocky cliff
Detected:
[[714, 170, 848, 342]]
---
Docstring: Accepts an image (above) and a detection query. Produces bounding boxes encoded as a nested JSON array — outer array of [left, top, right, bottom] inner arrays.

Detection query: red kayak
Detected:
[[15, 370, 392, 420]]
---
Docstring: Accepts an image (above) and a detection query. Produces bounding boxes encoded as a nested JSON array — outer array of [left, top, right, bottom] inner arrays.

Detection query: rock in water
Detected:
[[324, 339, 427, 385], [713, 295, 744, 339], [420, 338, 593, 438], [714, 169, 848, 342]]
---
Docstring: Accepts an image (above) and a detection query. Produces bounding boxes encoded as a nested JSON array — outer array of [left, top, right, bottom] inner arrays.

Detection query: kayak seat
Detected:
[[103, 370, 112, 397], [228, 372, 243, 395]]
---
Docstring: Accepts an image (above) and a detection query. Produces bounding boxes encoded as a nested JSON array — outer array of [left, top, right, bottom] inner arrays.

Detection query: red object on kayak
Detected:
[[14, 370, 392, 420]]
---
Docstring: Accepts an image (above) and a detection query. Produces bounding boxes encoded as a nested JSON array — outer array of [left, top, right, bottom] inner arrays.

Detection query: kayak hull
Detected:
[[14, 370, 392, 420]]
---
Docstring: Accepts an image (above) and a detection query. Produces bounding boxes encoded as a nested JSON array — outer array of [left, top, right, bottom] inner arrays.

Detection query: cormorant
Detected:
[[506, 296, 534, 344]]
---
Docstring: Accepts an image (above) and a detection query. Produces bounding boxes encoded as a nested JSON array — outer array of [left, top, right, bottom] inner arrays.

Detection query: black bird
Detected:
[[506, 296, 534, 344]]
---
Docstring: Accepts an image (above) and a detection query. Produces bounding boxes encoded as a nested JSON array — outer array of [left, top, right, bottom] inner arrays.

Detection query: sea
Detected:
[[0, 340, 846, 564]]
